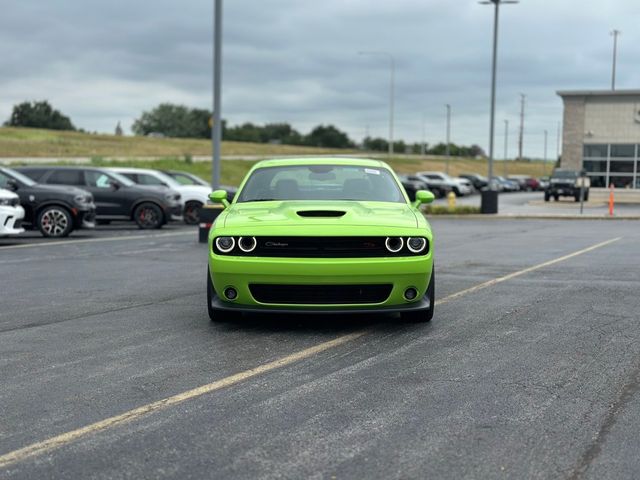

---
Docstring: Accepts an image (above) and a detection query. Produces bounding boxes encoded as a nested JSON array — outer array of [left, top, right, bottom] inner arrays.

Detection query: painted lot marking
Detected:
[[0, 236, 622, 469], [0, 231, 194, 251]]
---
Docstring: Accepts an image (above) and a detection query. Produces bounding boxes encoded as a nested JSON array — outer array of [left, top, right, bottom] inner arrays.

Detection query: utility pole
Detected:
[[503, 119, 509, 176], [211, 0, 223, 189], [421, 114, 427, 157], [543, 129, 548, 176], [445, 104, 451, 174], [611, 29, 621, 90], [518, 93, 525, 161]]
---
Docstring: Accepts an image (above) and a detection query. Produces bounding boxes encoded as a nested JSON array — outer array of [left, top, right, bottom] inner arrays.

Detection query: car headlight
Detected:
[[215, 236, 235, 253], [73, 194, 92, 205], [407, 237, 427, 253], [385, 237, 404, 253], [0, 198, 15, 206], [238, 236, 257, 253], [165, 192, 181, 202]]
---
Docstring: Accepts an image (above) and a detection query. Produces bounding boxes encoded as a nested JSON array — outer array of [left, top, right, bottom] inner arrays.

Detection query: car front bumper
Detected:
[[208, 254, 433, 311], [0, 205, 25, 236]]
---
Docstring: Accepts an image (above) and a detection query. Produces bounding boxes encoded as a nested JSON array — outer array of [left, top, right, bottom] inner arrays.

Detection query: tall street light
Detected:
[[358, 51, 395, 157], [610, 29, 621, 90], [445, 104, 451, 174], [211, 0, 223, 189], [543, 129, 548, 176], [479, 0, 518, 214]]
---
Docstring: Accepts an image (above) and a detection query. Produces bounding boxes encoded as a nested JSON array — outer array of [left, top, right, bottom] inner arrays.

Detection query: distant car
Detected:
[[111, 167, 211, 225], [545, 169, 590, 202], [459, 173, 488, 190], [508, 175, 540, 191], [0, 167, 96, 238], [206, 158, 436, 323], [16, 166, 182, 229], [0, 188, 25, 236], [538, 176, 550, 191], [491, 176, 519, 192], [398, 175, 430, 201], [456, 177, 475, 193], [417, 171, 472, 196], [162, 170, 238, 203], [404, 174, 450, 198]]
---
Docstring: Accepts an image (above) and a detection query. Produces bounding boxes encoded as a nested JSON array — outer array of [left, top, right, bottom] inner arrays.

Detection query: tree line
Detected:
[[3, 100, 485, 156]]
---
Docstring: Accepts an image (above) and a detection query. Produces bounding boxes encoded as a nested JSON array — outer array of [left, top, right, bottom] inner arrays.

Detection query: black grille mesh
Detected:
[[249, 284, 393, 304]]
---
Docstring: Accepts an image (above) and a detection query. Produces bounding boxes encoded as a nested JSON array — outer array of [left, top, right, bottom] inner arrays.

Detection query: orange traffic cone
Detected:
[[609, 183, 614, 216]]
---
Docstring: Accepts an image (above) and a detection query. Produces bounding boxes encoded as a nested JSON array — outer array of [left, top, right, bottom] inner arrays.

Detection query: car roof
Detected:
[[110, 167, 158, 174], [250, 157, 390, 170]]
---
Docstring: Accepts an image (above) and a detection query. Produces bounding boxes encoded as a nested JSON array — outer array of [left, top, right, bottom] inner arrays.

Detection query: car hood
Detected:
[[223, 201, 419, 229]]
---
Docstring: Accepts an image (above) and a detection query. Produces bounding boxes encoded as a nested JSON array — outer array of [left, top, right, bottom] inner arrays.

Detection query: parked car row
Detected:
[[0, 166, 223, 239], [399, 171, 475, 200]]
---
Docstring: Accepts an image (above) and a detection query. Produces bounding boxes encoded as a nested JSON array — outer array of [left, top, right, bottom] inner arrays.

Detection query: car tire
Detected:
[[37, 205, 73, 238], [184, 201, 202, 225], [401, 268, 435, 323], [584, 192, 589, 202], [544, 192, 550, 202], [207, 267, 242, 322], [133, 202, 164, 229], [574, 194, 580, 202], [554, 194, 559, 201]]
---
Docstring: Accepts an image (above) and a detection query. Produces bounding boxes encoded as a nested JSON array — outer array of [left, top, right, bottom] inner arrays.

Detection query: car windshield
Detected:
[[0, 167, 36, 186], [552, 171, 578, 179], [146, 171, 182, 188], [170, 172, 209, 187], [236, 164, 405, 203]]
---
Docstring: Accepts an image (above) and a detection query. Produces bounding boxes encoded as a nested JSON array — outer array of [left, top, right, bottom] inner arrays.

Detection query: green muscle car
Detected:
[[207, 158, 435, 322]]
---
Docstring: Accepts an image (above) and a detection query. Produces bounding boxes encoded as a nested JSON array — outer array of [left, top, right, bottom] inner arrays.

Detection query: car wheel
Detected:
[[401, 268, 435, 323], [184, 201, 202, 225], [37, 206, 73, 238], [584, 193, 589, 202], [544, 192, 550, 202], [554, 194, 559, 201], [134, 202, 164, 229], [207, 267, 242, 322], [574, 194, 580, 202]]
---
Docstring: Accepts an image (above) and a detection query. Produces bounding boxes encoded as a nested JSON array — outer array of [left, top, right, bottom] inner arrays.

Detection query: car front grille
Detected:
[[249, 236, 416, 258], [249, 284, 393, 305]]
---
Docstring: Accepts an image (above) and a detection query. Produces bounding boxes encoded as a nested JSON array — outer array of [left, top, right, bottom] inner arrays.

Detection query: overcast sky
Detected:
[[1, 0, 638, 158]]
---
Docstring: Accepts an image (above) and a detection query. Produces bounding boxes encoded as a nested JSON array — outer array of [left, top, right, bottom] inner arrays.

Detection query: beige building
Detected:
[[558, 90, 640, 188]]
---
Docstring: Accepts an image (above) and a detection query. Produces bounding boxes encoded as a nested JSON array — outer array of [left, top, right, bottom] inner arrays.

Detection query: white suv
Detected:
[[0, 188, 25, 236], [110, 168, 211, 225], [417, 171, 472, 196]]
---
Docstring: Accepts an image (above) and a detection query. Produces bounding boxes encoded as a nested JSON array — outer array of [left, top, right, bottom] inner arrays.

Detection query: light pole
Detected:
[[611, 29, 621, 90], [445, 104, 451, 174], [211, 0, 223, 189], [358, 51, 395, 157], [479, 0, 518, 213], [503, 119, 509, 176]]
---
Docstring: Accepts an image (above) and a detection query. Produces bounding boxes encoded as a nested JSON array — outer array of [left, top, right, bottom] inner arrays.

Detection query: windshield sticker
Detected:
[[364, 168, 380, 175]]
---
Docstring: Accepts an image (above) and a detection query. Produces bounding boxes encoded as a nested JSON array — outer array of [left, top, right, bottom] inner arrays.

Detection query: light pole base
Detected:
[[481, 190, 499, 214]]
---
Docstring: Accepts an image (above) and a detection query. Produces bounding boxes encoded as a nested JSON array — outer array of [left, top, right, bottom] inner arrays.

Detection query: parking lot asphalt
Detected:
[[1, 219, 639, 479]]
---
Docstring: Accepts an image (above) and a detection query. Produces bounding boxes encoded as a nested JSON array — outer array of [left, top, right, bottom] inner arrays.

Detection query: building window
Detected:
[[610, 144, 635, 158], [583, 144, 608, 158], [583, 143, 638, 189]]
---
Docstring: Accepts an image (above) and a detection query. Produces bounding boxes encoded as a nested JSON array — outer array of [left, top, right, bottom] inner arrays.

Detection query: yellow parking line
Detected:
[[0, 236, 622, 469], [0, 231, 194, 251]]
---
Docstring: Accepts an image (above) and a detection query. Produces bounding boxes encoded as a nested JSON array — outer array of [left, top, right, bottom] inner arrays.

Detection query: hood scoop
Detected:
[[296, 210, 346, 218]]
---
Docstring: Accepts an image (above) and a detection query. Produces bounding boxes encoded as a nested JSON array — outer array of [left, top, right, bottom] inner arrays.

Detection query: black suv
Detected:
[[544, 169, 590, 202], [16, 167, 183, 229], [0, 167, 96, 238]]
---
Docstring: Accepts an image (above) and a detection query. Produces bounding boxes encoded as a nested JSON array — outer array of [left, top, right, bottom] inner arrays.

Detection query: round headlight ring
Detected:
[[215, 236, 235, 253], [407, 237, 427, 253], [385, 237, 404, 253], [238, 236, 257, 253]]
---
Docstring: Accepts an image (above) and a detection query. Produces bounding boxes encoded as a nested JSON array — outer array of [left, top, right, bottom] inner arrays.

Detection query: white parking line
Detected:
[[0, 231, 195, 251], [0, 236, 622, 469]]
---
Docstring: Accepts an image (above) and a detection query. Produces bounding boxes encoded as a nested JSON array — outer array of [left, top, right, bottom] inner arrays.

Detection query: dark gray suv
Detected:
[[17, 167, 183, 229]]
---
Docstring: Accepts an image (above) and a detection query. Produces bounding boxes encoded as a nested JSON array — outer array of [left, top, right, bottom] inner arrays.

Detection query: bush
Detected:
[[423, 205, 481, 215]]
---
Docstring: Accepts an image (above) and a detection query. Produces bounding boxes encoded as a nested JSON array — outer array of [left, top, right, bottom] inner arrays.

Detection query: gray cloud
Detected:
[[0, 0, 637, 158]]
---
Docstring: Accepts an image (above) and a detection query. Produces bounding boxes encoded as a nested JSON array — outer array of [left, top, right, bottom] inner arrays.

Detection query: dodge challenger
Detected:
[[207, 158, 435, 322]]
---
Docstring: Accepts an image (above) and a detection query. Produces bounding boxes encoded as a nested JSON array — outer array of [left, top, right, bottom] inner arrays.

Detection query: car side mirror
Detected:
[[209, 189, 230, 208], [412, 190, 435, 208], [109, 181, 121, 190], [6, 178, 19, 191]]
